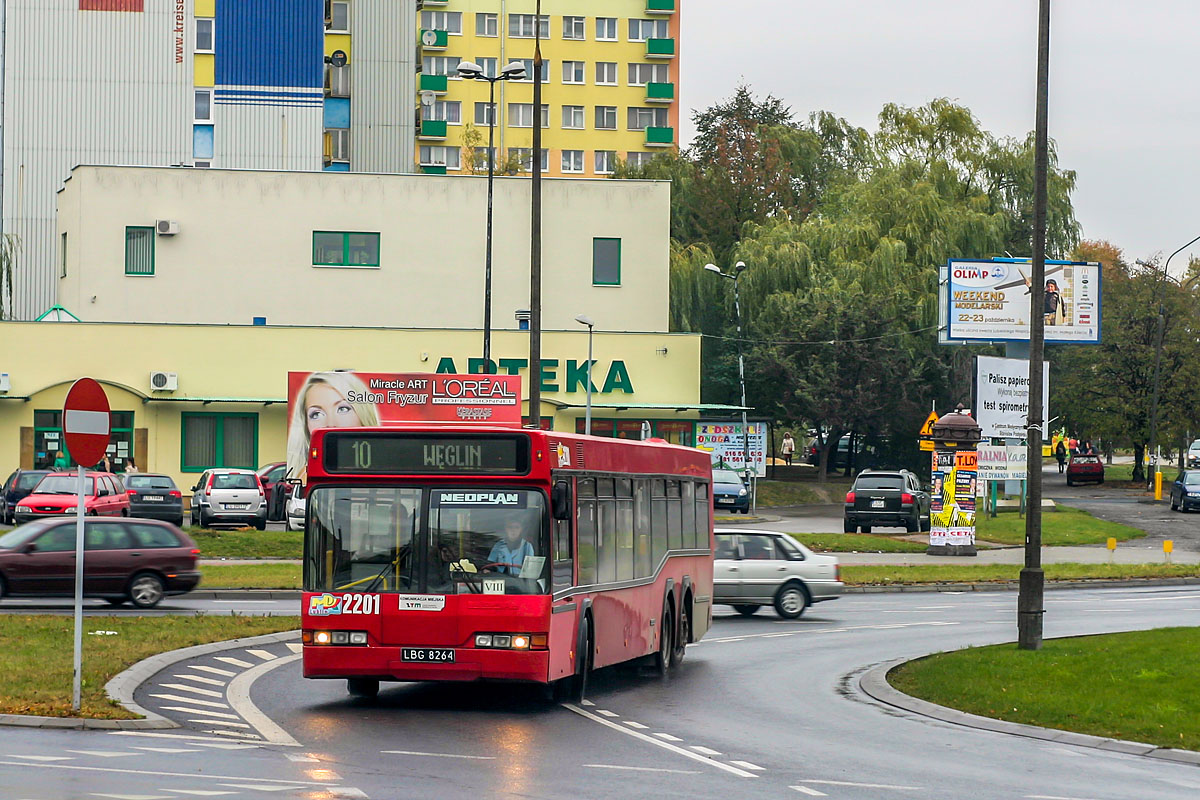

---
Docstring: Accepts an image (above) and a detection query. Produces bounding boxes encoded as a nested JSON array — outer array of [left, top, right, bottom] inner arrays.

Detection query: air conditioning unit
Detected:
[[0, 373, 10, 393], [156, 220, 180, 236], [150, 371, 178, 392]]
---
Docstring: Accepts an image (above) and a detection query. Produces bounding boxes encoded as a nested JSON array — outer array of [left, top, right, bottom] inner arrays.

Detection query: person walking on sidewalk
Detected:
[[780, 433, 796, 466], [1055, 440, 1067, 473]]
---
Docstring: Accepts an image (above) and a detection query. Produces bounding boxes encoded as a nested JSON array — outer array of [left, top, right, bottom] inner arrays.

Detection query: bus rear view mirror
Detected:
[[551, 480, 571, 520]]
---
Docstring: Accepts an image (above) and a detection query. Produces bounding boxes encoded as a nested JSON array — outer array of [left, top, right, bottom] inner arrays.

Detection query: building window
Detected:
[[124, 227, 154, 276], [425, 100, 461, 124], [421, 10, 461, 34], [182, 413, 258, 472], [423, 56, 461, 77], [509, 13, 549, 39], [195, 18, 214, 53], [194, 124, 215, 160], [475, 57, 498, 78], [509, 148, 549, 172], [629, 18, 669, 41], [420, 145, 461, 170], [325, 64, 351, 97], [60, 233, 67, 278], [327, 1, 350, 33], [595, 151, 617, 175], [473, 147, 496, 170], [596, 17, 618, 41], [593, 238, 621, 285], [474, 102, 495, 126], [628, 63, 670, 86], [313, 231, 381, 268], [324, 128, 349, 162], [562, 60, 585, 84], [194, 89, 212, 122], [562, 150, 584, 173], [476, 12, 498, 37], [563, 15, 585, 40], [595, 105, 617, 130], [515, 58, 549, 83], [626, 152, 656, 169], [595, 62, 617, 85], [562, 105, 585, 129], [509, 103, 548, 128], [628, 106, 668, 130]]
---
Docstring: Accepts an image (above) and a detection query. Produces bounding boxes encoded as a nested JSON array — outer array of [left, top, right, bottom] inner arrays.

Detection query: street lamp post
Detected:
[[575, 315, 595, 435], [456, 60, 527, 368], [705, 262, 751, 483]]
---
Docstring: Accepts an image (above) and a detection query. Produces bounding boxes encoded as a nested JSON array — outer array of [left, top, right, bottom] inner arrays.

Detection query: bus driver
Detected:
[[487, 519, 536, 575]]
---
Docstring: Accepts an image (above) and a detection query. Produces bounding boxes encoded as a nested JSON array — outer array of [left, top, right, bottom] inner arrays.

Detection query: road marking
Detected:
[[107, 733, 250, 744], [214, 657, 254, 669], [327, 790, 368, 799], [800, 780, 922, 790], [91, 795, 170, 800], [763, 633, 793, 638], [285, 643, 303, 654], [132, 748, 199, 754], [66, 750, 137, 758], [7, 754, 73, 761], [159, 683, 225, 699], [160, 791, 235, 797], [580, 699, 596, 706], [190, 720, 251, 729], [159, 706, 241, 720], [382, 750, 495, 760], [653, 733, 683, 742], [0, 761, 329, 786], [174, 674, 227, 687], [562, 704, 757, 778], [225, 652, 303, 746], [217, 786, 294, 793], [729, 760, 764, 771], [285, 754, 320, 763], [150, 694, 230, 709], [190, 743, 259, 750], [582, 764, 700, 774], [245, 649, 278, 661], [622, 721, 649, 729], [1026, 796, 1107, 800], [790, 787, 828, 796], [203, 730, 261, 740], [190, 666, 236, 677], [689, 745, 722, 756], [596, 709, 619, 717]]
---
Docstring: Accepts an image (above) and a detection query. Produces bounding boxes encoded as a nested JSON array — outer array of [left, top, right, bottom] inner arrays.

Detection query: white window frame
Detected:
[[628, 63, 670, 86], [562, 105, 585, 130], [628, 18, 669, 42], [562, 61, 585, 84], [596, 17, 618, 41], [595, 151, 617, 175], [509, 148, 549, 172], [514, 58, 549, 84], [421, 10, 462, 35], [595, 62, 618, 86], [195, 18, 215, 54], [476, 12, 498, 37], [420, 145, 461, 170], [475, 57, 498, 78], [474, 146, 497, 170], [627, 106, 668, 131], [326, 64, 351, 97], [194, 89, 213, 123], [474, 102, 496, 127], [563, 16, 586, 40], [509, 14, 550, 39], [423, 56, 462, 77], [595, 105, 617, 130], [326, 128, 350, 162], [426, 100, 461, 125], [328, 1, 350, 34], [626, 151, 655, 169], [561, 150, 585, 173]]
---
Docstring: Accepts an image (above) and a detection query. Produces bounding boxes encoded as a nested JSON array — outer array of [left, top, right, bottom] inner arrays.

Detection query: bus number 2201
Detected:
[[341, 594, 380, 615]]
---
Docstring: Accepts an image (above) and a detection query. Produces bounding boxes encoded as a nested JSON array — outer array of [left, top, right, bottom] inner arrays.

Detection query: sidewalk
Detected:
[[836, 545, 1198, 566]]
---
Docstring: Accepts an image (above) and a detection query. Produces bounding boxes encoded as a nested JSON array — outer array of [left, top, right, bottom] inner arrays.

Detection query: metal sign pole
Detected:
[[72, 464, 85, 711]]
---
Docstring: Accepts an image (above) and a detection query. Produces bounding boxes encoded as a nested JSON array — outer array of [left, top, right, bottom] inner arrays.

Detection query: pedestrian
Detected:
[[1068, 436, 1079, 456], [96, 454, 113, 473], [1082, 440, 1096, 456], [53, 450, 69, 470], [780, 432, 795, 466], [1055, 440, 1067, 473], [124, 458, 139, 474]]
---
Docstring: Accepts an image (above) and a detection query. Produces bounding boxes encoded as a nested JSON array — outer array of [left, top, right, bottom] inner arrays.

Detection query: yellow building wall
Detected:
[[194, 55, 214, 88], [325, 34, 352, 63]]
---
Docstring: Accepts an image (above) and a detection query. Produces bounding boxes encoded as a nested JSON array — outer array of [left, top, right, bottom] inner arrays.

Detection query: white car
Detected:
[[285, 483, 306, 531], [713, 528, 842, 619], [1188, 439, 1200, 468]]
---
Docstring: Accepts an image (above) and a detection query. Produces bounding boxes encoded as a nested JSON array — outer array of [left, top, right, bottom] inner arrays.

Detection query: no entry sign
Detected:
[[63, 378, 111, 466]]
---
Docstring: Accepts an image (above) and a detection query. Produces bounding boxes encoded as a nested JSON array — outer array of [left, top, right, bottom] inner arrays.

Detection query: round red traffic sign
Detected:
[[63, 378, 111, 468]]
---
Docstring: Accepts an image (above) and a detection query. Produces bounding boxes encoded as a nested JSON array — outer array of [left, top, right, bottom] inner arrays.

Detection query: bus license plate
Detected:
[[401, 648, 454, 663]]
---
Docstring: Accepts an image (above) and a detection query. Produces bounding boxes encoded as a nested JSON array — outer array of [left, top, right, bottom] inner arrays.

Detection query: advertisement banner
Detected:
[[976, 356, 1050, 439], [929, 450, 977, 547], [977, 444, 1030, 481], [287, 372, 522, 481], [695, 422, 767, 477], [946, 259, 1101, 343]]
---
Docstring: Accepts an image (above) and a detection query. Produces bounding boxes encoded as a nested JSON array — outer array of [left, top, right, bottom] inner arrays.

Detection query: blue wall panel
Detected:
[[324, 162, 350, 172], [215, 0, 323, 88], [193, 125, 215, 159], [324, 98, 351, 129]]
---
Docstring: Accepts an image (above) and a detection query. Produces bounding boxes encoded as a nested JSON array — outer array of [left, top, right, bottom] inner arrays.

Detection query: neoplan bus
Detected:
[[301, 424, 714, 699]]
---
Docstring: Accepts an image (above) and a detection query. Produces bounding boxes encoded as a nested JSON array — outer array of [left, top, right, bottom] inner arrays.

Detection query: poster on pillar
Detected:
[[694, 423, 767, 477], [929, 451, 977, 547], [286, 372, 522, 482], [976, 356, 1050, 439]]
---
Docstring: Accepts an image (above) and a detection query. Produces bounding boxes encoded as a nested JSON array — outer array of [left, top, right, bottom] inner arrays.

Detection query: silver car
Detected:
[[284, 483, 306, 532], [713, 529, 843, 619], [189, 469, 267, 530]]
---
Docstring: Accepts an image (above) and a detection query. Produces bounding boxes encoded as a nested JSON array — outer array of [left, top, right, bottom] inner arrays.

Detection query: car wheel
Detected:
[[346, 678, 379, 699], [843, 519, 855, 533], [173, 517, 185, 528], [774, 582, 808, 619], [128, 573, 165, 609], [671, 598, 688, 667], [285, 515, 294, 532], [120, 508, 130, 517], [860, 525, 872, 534], [920, 515, 932, 533], [905, 516, 919, 533], [1066, 479, 1074, 487], [254, 518, 267, 531], [105, 598, 126, 607], [1171, 494, 1179, 511], [0, 573, 7, 599], [199, 509, 212, 528], [733, 604, 758, 617]]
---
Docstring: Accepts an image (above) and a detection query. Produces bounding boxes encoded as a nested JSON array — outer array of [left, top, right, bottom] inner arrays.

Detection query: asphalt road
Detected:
[[0, 594, 298, 616], [9, 586, 1194, 800]]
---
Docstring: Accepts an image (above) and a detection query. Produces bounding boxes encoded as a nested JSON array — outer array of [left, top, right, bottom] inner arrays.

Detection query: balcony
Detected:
[[646, 38, 675, 59], [421, 164, 448, 175], [419, 73, 448, 93], [419, 119, 447, 140], [646, 0, 676, 13], [645, 126, 674, 147], [646, 82, 674, 103], [422, 0, 448, 5], [420, 29, 448, 50]]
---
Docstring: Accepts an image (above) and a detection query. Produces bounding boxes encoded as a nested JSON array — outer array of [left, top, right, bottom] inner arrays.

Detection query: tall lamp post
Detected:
[[575, 315, 595, 435], [456, 59, 527, 368], [705, 261, 751, 482]]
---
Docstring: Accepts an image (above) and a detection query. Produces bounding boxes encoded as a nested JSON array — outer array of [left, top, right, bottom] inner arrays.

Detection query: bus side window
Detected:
[[695, 482, 710, 550], [597, 497, 616, 583], [615, 479, 634, 581], [552, 512, 573, 593], [651, 479, 667, 570], [577, 479, 598, 586], [681, 481, 696, 548], [634, 478, 652, 578], [666, 479, 682, 551]]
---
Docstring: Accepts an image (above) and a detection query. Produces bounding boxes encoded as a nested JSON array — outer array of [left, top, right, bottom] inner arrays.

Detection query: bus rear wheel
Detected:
[[671, 599, 688, 667], [346, 678, 379, 699], [653, 606, 674, 677]]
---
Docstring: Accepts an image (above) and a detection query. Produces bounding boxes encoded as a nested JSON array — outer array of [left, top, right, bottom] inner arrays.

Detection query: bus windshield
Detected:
[[304, 486, 548, 596]]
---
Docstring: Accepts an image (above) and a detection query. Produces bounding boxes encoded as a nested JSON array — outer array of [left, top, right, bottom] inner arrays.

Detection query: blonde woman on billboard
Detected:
[[287, 372, 380, 482]]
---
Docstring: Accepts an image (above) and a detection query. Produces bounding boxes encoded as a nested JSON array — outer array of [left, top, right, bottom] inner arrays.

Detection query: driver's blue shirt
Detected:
[[488, 538, 535, 575]]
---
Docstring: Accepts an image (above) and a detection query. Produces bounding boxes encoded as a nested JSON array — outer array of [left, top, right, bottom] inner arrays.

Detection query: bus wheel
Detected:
[[567, 616, 592, 703], [653, 606, 674, 677], [346, 678, 379, 699], [671, 598, 689, 667]]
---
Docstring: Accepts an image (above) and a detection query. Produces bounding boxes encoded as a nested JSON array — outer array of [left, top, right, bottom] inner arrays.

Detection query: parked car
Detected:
[[1169, 470, 1200, 512], [13, 472, 130, 525], [0, 517, 200, 608], [0, 469, 51, 525], [843, 470, 930, 533], [713, 529, 842, 619], [1187, 440, 1200, 469], [712, 468, 750, 514], [189, 469, 267, 529], [1066, 454, 1104, 486], [285, 482, 306, 531], [125, 473, 184, 527], [257, 461, 288, 522]]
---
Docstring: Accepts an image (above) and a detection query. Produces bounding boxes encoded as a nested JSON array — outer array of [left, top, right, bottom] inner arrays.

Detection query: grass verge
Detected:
[[789, 533, 928, 554], [842, 563, 1200, 585], [0, 615, 299, 718], [186, 526, 302, 559], [201, 563, 301, 589], [975, 506, 1143, 546], [754, 481, 822, 506], [889, 627, 1200, 751]]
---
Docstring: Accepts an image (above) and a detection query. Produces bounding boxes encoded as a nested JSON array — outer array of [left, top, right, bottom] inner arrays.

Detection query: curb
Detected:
[[188, 590, 301, 600], [858, 658, 1200, 767], [0, 629, 299, 730], [842, 577, 1200, 594]]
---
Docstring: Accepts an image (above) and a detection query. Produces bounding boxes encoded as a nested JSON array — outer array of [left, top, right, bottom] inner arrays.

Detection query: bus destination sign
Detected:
[[327, 433, 528, 475]]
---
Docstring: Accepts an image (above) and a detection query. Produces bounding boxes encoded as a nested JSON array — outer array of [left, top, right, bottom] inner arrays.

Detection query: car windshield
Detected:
[[712, 470, 743, 485], [212, 474, 256, 490], [32, 475, 93, 495], [16, 472, 48, 490], [855, 475, 905, 490], [1184, 473, 1200, 486], [127, 475, 176, 490], [0, 520, 55, 549]]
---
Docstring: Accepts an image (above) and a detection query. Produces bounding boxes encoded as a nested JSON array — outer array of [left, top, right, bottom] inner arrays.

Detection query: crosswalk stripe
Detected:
[[285, 643, 303, 654], [132, 748, 200, 754], [159, 706, 241, 720], [188, 720, 251, 729], [204, 730, 262, 740], [174, 674, 227, 687], [7, 754, 73, 761], [689, 746, 722, 756], [653, 733, 683, 742], [217, 786, 294, 793], [159, 684, 225, 699], [66, 751, 137, 758], [190, 666, 236, 677], [730, 761, 764, 771], [214, 657, 254, 669], [245, 649, 278, 662], [149, 694, 230, 709], [791, 787, 828, 797]]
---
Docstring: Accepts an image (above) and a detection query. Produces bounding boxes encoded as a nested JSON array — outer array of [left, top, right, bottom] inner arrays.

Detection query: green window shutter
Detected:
[[183, 415, 217, 470], [592, 238, 621, 285], [125, 226, 155, 275]]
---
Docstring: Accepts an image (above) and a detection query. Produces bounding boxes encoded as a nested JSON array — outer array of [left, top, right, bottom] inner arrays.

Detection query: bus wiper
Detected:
[[361, 545, 411, 593], [448, 559, 484, 593]]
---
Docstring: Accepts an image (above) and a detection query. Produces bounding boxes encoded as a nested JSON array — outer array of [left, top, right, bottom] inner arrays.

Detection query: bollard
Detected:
[[1155, 471, 1163, 501], [1107, 536, 1117, 564], [1164, 539, 1173, 564]]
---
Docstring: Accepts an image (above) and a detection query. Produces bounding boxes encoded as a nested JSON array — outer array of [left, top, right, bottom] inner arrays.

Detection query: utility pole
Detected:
[[1018, 0, 1051, 651], [528, 0, 543, 428]]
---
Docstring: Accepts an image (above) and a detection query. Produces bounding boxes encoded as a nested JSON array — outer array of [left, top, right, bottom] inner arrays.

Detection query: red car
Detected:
[[13, 472, 130, 524], [1066, 455, 1105, 486], [257, 461, 288, 521]]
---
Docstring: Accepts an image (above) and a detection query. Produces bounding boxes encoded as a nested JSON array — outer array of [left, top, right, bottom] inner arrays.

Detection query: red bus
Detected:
[[300, 424, 714, 699]]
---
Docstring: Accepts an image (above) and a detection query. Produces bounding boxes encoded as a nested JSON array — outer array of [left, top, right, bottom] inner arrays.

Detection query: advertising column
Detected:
[[927, 408, 982, 557]]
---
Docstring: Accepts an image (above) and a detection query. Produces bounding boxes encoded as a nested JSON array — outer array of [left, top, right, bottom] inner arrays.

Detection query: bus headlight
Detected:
[[474, 633, 548, 650], [314, 631, 332, 645], [510, 635, 530, 650], [349, 631, 368, 645]]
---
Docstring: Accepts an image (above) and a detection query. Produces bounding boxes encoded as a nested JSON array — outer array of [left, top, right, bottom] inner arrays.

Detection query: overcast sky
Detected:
[[681, 1, 1200, 270]]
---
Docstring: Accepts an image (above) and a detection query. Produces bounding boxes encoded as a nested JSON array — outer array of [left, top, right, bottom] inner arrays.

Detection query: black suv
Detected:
[[844, 470, 930, 533], [1, 469, 51, 525]]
